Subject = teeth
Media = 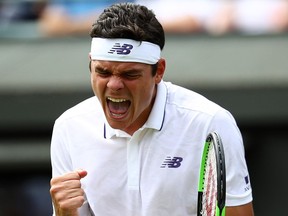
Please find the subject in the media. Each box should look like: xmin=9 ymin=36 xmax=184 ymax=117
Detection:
xmin=111 ymin=113 xmax=123 ymax=117
xmin=107 ymin=97 xmax=127 ymax=103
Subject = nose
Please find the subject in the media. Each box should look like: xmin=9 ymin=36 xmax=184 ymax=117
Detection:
xmin=107 ymin=75 xmax=124 ymax=91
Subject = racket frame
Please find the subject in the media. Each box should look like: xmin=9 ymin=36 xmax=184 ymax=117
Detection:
xmin=197 ymin=132 xmax=226 ymax=216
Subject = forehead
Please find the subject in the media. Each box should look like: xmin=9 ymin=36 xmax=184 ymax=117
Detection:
xmin=92 ymin=60 xmax=150 ymax=72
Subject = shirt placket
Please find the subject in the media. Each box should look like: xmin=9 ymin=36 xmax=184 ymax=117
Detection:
xmin=127 ymin=129 xmax=144 ymax=190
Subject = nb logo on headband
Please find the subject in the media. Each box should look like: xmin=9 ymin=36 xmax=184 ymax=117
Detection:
xmin=108 ymin=43 xmax=133 ymax=55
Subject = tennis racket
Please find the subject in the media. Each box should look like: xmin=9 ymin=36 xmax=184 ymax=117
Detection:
xmin=197 ymin=132 xmax=226 ymax=216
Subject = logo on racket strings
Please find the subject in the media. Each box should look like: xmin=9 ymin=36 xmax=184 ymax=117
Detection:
xmin=161 ymin=156 xmax=183 ymax=168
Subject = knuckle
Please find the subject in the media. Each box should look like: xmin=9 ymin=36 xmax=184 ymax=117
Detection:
xmin=50 ymin=184 xmax=60 ymax=195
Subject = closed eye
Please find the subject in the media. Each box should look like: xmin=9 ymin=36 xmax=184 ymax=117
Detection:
xmin=95 ymin=67 xmax=111 ymax=77
xmin=122 ymin=72 xmax=142 ymax=80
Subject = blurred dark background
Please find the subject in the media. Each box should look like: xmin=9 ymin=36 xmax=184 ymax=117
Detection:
xmin=1 ymin=0 xmax=288 ymax=215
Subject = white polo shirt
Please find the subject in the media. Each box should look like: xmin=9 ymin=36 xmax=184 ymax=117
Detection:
xmin=51 ymin=81 xmax=253 ymax=216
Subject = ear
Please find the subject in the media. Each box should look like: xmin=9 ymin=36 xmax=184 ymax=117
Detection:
xmin=155 ymin=58 xmax=166 ymax=84
xmin=88 ymin=53 xmax=92 ymax=72
xmin=89 ymin=61 xmax=92 ymax=72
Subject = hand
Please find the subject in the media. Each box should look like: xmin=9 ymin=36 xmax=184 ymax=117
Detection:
xmin=50 ymin=169 xmax=88 ymax=216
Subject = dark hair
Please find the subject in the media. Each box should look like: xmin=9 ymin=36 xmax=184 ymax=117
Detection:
xmin=90 ymin=2 xmax=165 ymax=50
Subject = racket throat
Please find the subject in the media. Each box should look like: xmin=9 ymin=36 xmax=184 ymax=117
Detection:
xmin=216 ymin=205 xmax=226 ymax=216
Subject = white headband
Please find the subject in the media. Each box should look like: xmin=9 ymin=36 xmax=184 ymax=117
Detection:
xmin=90 ymin=38 xmax=161 ymax=64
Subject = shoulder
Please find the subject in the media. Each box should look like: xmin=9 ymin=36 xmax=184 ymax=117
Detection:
xmin=54 ymin=96 xmax=102 ymax=125
xmin=164 ymin=81 xmax=225 ymax=117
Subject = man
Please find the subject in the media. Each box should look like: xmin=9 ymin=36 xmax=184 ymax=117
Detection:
xmin=39 ymin=0 xmax=133 ymax=37
xmin=50 ymin=3 xmax=254 ymax=216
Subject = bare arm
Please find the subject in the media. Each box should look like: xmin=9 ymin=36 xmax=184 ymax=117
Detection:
xmin=38 ymin=6 xmax=97 ymax=37
xmin=226 ymin=202 xmax=254 ymax=216
xmin=160 ymin=16 xmax=202 ymax=33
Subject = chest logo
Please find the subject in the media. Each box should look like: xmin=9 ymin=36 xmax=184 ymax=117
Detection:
xmin=161 ymin=156 xmax=183 ymax=168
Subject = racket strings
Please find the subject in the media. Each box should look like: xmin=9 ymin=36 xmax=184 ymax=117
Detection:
xmin=202 ymin=144 xmax=217 ymax=216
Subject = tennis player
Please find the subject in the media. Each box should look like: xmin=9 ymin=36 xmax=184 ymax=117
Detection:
xmin=50 ymin=2 xmax=254 ymax=216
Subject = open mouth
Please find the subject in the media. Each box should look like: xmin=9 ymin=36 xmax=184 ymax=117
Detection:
xmin=107 ymin=97 xmax=131 ymax=118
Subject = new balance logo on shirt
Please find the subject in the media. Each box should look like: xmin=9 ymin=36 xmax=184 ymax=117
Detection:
xmin=108 ymin=43 xmax=133 ymax=55
xmin=161 ymin=156 xmax=183 ymax=168
xmin=244 ymin=175 xmax=251 ymax=192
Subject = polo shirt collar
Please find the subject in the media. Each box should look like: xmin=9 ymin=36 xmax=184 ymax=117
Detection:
xmin=104 ymin=80 xmax=167 ymax=139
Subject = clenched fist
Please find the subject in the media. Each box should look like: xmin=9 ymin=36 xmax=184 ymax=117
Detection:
xmin=50 ymin=169 xmax=88 ymax=216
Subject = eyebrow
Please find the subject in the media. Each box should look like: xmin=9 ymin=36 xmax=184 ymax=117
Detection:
xmin=95 ymin=64 xmax=143 ymax=74
xmin=94 ymin=65 xmax=112 ymax=73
